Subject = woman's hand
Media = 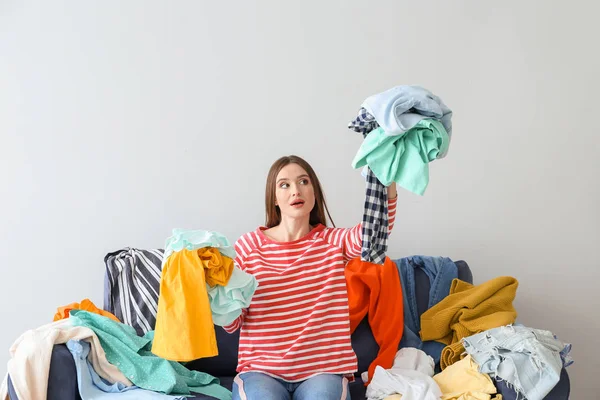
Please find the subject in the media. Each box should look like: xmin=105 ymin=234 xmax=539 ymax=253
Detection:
xmin=387 ymin=182 xmax=397 ymax=200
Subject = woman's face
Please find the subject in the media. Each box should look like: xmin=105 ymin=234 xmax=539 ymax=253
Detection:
xmin=274 ymin=163 xmax=316 ymax=221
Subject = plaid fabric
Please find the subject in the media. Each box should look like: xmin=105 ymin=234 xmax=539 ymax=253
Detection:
xmin=349 ymin=107 xmax=389 ymax=264
xmin=361 ymin=168 xmax=389 ymax=264
xmin=348 ymin=107 xmax=379 ymax=135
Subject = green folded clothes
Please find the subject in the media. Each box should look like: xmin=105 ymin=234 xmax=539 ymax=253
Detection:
xmin=352 ymin=119 xmax=449 ymax=196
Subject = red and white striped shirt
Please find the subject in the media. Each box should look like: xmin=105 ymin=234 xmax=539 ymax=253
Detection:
xmin=224 ymin=197 xmax=397 ymax=382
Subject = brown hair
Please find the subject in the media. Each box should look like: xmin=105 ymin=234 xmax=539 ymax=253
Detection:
xmin=265 ymin=155 xmax=335 ymax=228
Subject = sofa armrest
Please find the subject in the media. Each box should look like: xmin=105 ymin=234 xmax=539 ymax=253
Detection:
xmin=7 ymin=344 xmax=80 ymax=400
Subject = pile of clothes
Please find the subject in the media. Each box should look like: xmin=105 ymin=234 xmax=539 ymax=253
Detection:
xmin=354 ymin=256 xmax=573 ymax=400
xmin=348 ymin=85 xmax=452 ymax=265
xmin=0 ymin=229 xmax=258 ymax=400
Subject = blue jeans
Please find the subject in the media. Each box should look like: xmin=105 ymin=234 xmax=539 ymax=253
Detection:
xmin=463 ymin=324 xmax=568 ymax=400
xmin=232 ymin=372 xmax=350 ymax=400
xmin=395 ymin=256 xmax=457 ymax=364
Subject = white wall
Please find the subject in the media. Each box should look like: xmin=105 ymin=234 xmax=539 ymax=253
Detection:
xmin=1 ymin=0 xmax=598 ymax=396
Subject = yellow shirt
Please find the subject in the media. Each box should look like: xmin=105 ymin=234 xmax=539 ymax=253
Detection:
xmin=152 ymin=247 xmax=233 ymax=361
xmin=434 ymin=355 xmax=502 ymax=400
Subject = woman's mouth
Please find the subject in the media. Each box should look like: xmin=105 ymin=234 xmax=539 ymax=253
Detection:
xmin=290 ymin=200 xmax=305 ymax=208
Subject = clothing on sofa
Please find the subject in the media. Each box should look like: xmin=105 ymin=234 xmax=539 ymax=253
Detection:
xmin=395 ymin=256 xmax=458 ymax=364
xmin=433 ymin=355 xmax=501 ymax=400
xmin=207 ymin=265 xmax=258 ymax=326
xmin=104 ymin=247 xmax=164 ymax=336
xmin=420 ymin=276 xmax=518 ymax=370
xmin=345 ymin=257 xmax=404 ymax=384
xmin=463 ymin=325 xmax=568 ymax=400
xmin=0 ymin=318 xmax=132 ymax=400
xmin=360 ymin=168 xmax=390 ymax=264
xmin=69 ymin=310 xmax=231 ymax=399
xmin=366 ymin=366 xmax=441 ymax=400
xmin=54 ymin=298 xmax=120 ymax=323
xmin=361 ymin=85 xmax=453 ymax=146
xmin=222 ymin=218 xmax=399 ymax=383
xmin=152 ymin=247 xmax=233 ymax=361
xmin=352 ymin=122 xmax=449 ymax=195
xmin=66 ymin=340 xmax=186 ymax=399
xmin=365 ymin=348 xmax=441 ymax=400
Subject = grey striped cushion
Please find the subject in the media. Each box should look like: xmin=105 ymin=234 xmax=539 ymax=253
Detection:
xmin=103 ymin=247 xmax=164 ymax=335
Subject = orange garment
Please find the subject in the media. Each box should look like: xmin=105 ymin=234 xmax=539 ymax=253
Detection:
xmin=345 ymin=257 xmax=403 ymax=384
xmin=152 ymin=247 xmax=233 ymax=362
xmin=53 ymin=298 xmax=120 ymax=323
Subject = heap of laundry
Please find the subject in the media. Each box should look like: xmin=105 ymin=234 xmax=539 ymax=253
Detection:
xmin=0 ymin=229 xmax=259 ymax=400
xmin=356 ymin=256 xmax=573 ymax=400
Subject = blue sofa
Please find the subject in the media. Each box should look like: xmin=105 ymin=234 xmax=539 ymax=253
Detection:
xmin=7 ymin=260 xmax=570 ymax=399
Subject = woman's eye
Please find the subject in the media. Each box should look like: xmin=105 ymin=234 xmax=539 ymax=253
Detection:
xmin=300 ymin=179 xmax=309 ymax=185
xmin=280 ymin=183 xmax=289 ymax=189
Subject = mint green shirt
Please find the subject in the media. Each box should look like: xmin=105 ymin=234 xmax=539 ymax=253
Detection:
xmin=70 ymin=310 xmax=232 ymax=399
xmin=352 ymin=120 xmax=449 ymax=195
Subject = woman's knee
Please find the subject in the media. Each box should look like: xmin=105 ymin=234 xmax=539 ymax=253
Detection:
xmin=232 ymin=372 xmax=291 ymax=400
xmin=293 ymin=374 xmax=350 ymax=400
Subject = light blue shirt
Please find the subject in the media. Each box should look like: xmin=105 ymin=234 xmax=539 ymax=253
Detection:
xmin=463 ymin=325 xmax=568 ymax=400
xmin=163 ymin=229 xmax=236 ymax=262
xmin=66 ymin=340 xmax=185 ymax=399
xmin=207 ymin=266 xmax=258 ymax=326
xmin=362 ymin=85 xmax=452 ymax=157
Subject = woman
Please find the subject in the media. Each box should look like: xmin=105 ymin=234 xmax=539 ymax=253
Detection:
xmin=225 ymin=155 xmax=397 ymax=400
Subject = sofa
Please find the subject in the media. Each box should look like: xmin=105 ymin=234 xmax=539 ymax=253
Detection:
xmin=7 ymin=259 xmax=571 ymax=399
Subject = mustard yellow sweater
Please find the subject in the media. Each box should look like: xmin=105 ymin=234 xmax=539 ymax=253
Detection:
xmin=420 ymin=276 xmax=518 ymax=369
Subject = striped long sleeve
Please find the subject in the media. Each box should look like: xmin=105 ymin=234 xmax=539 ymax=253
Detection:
xmin=221 ymin=197 xmax=397 ymax=381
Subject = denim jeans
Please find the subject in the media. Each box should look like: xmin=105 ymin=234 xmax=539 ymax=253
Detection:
xmin=395 ymin=256 xmax=457 ymax=364
xmin=232 ymin=372 xmax=350 ymax=400
xmin=463 ymin=325 xmax=568 ymax=400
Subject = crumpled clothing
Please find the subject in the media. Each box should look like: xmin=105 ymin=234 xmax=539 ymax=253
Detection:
xmin=395 ymin=256 xmax=458 ymax=364
xmin=348 ymin=109 xmax=391 ymax=265
xmin=346 ymin=257 xmax=404 ymax=384
xmin=360 ymin=167 xmax=389 ymax=264
xmin=349 ymin=107 xmax=380 ymax=135
xmin=54 ymin=298 xmax=120 ymax=323
xmin=69 ymin=310 xmax=232 ymax=399
xmin=419 ymin=276 xmax=518 ymax=370
xmin=163 ymin=229 xmax=236 ymax=263
xmin=352 ymin=122 xmax=449 ymax=195
xmin=362 ymin=347 xmax=435 ymax=383
xmin=0 ymin=318 xmax=132 ymax=400
xmin=361 ymin=85 xmax=452 ymax=148
xmin=366 ymin=348 xmax=440 ymax=400
xmin=392 ymin=348 xmax=436 ymax=375
xmin=433 ymin=355 xmax=501 ymax=400
xmin=153 ymin=248 xmax=233 ymax=361
xmin=555 ymin=336 xmax=574 ymax=368
xmin=103 ymin=247 xmax=164 ymax=336
xmin=207 ymin=265 xmax=258 ymax=326
xmin=66 ymin=340 xmax=185 ymax=399
xmin=463 ymin=325 xmax=567 ymax=400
